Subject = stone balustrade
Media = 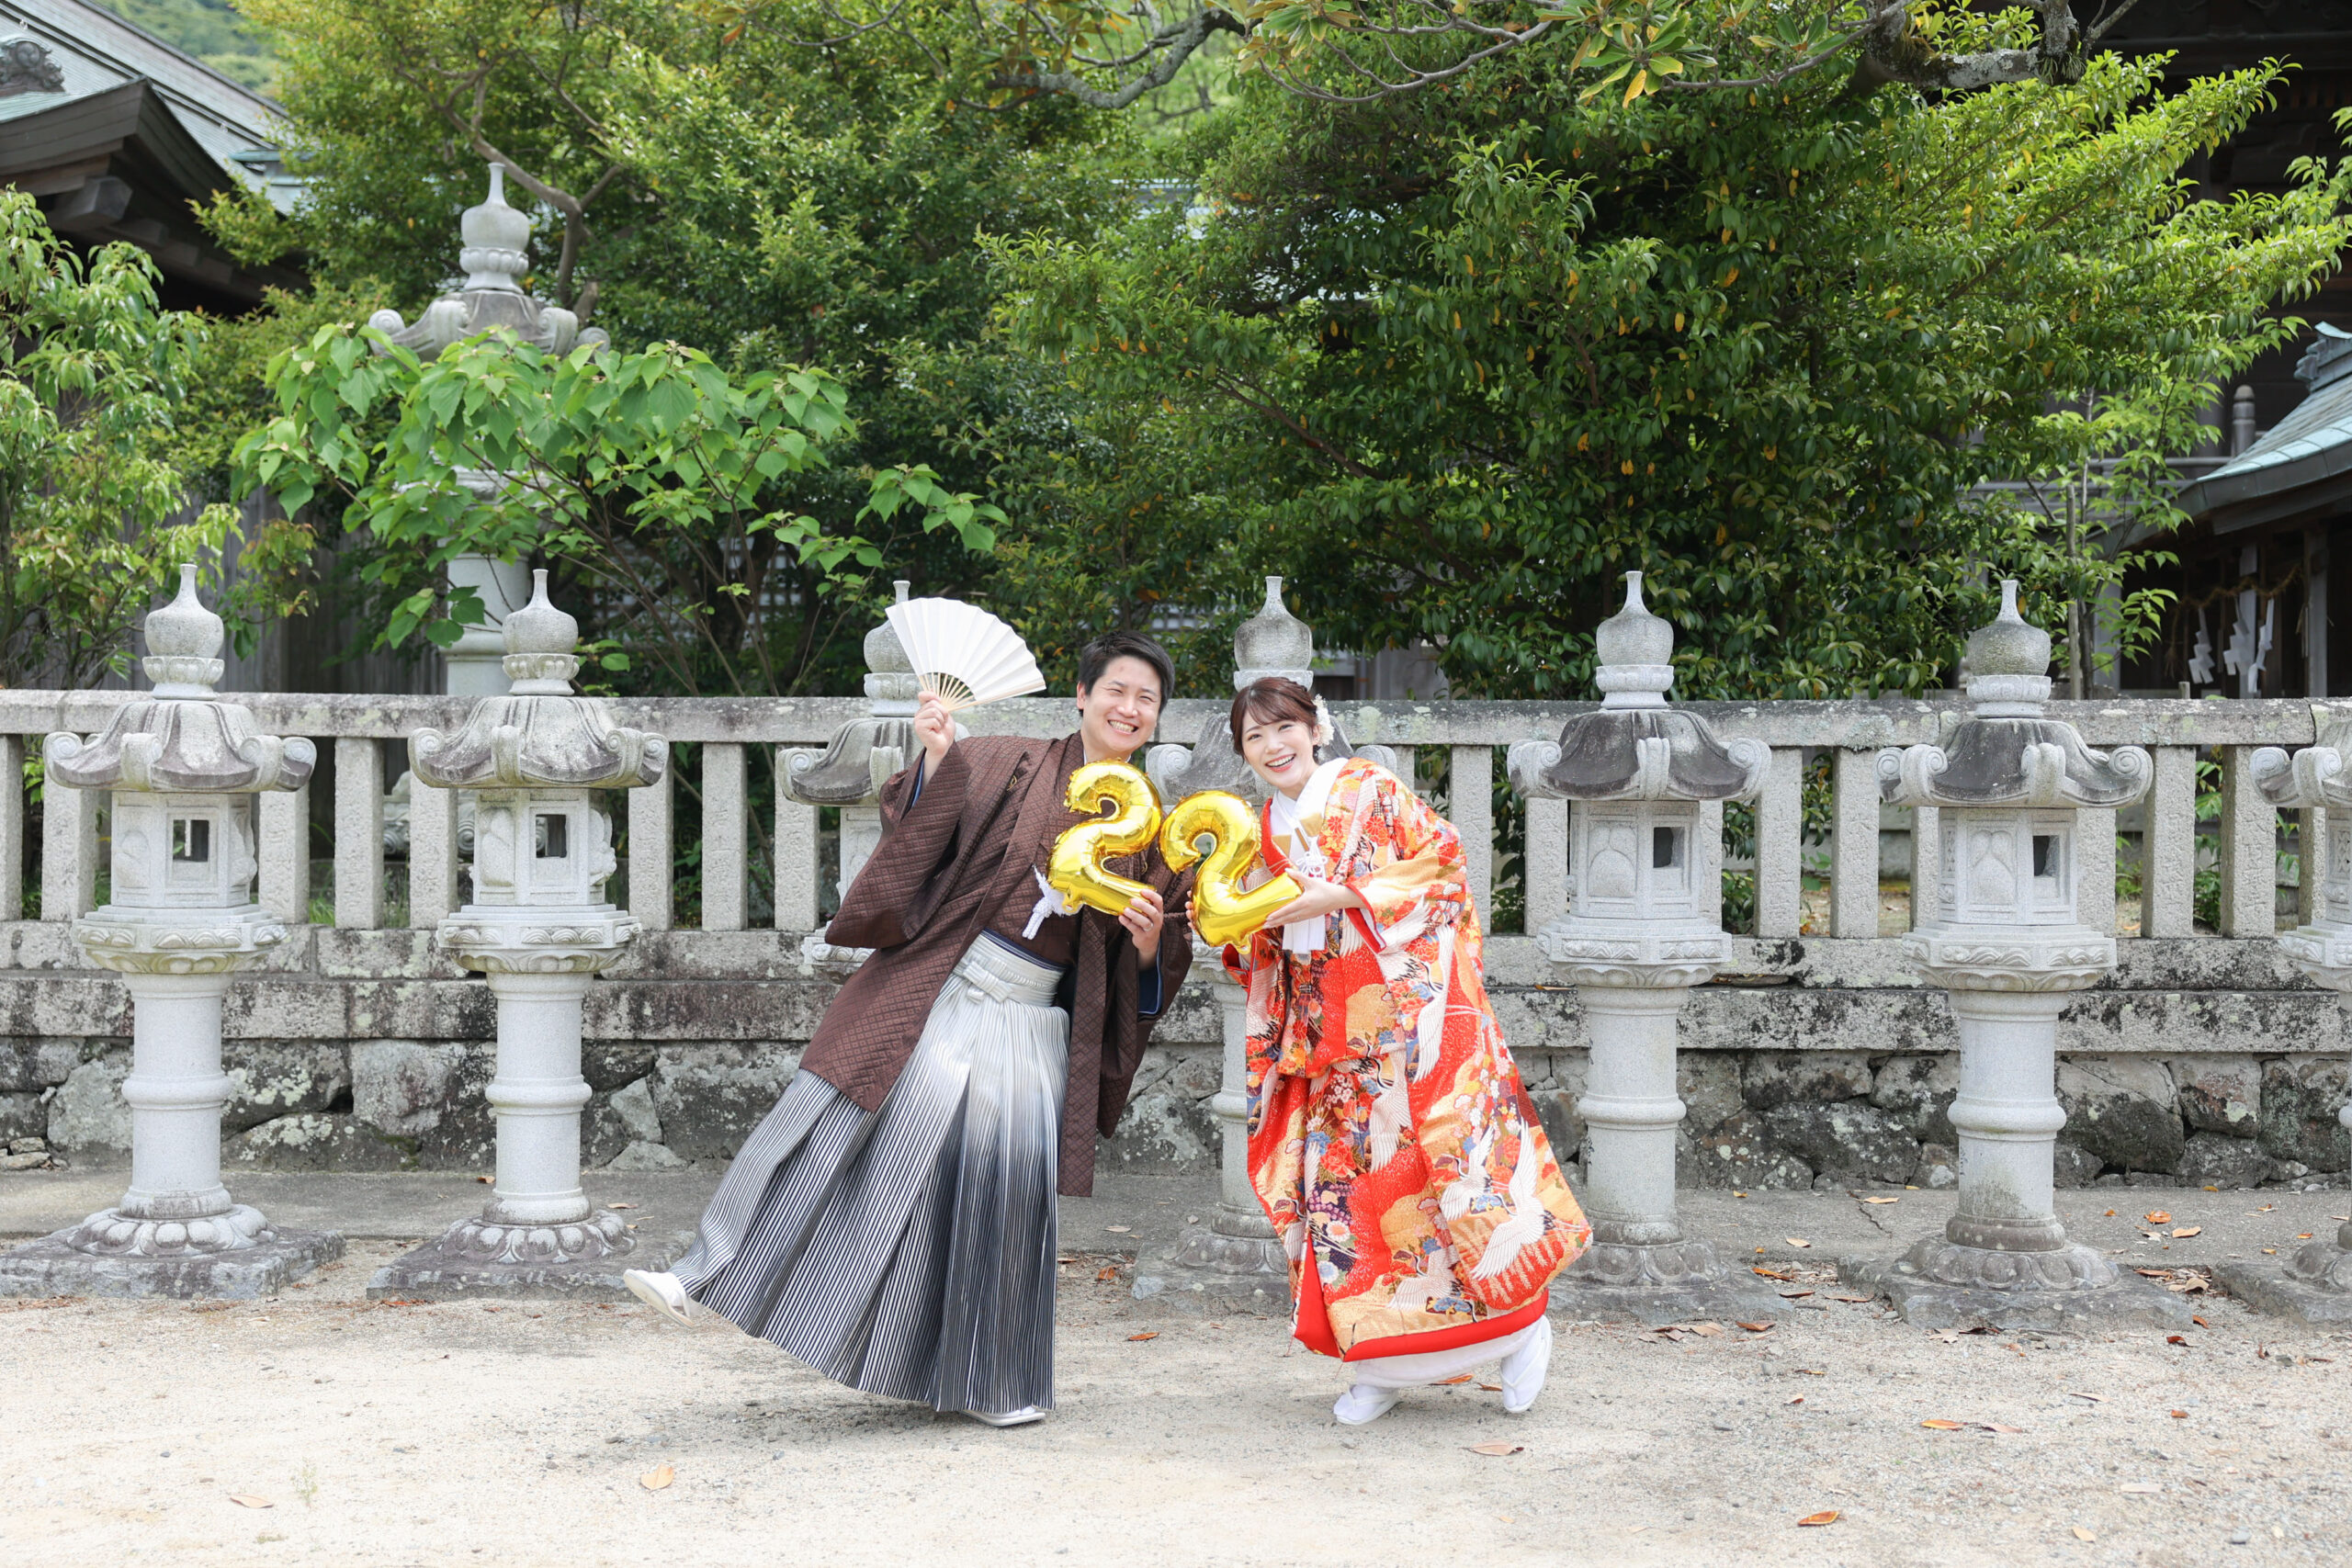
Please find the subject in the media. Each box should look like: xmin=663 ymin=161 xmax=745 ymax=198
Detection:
xmin=0 ymin=686 xmax=2344 ymax=1203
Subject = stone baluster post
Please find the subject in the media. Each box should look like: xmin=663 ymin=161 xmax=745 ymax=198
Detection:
xmin=1509 ymin=571 xmax=1779 ymax=1325
xmin=368 ymin=571 xmax=668 ymax=1300
xmin=2214 ymin=730 xmax=2352 ymax=1325
xmin=1131 ymin=577 xmax=1396 ymax=1313
xmin=0 ymin=567 xmax=340 ymax=1299
xmin=1849 ymin=581 xmax=2185 ymax=1329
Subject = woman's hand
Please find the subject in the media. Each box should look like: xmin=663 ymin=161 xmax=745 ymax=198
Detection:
xmin=1264 ymin=876 xmax=1365 ymax=929
xmin=1118 ymin=885 xmax=1168 ymax=958
xmin=912 ymin=692 xmax=955 ymax=769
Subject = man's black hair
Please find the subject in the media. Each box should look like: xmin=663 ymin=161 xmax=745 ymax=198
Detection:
xmin=1076 ymin=630 xmax=1175 ymax=705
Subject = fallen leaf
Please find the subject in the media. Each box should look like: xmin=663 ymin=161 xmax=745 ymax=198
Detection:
xmin=2165 ymin=1335 xmax=2188 ymax=1346
xmin=1496 ymin=1514 xmax=1513 ymax=1524
xmin=1786 ymin=1395 xmax=1805 ymax=1405
xmin=1095 ymin=1265 xmax=1118 ymax=1282
xmin=1860 ymin=1196 xmax=1899 ymax=1204
xmin=2171 ymin=1226 xmax=2201 ymax=1238
xmin=2169 ymin=1409 xmax=2188 ymax=1419
xmin=2103 ymin=1209 xmax=2117 ymax=1217
xmin=2297 ymin=1233 xmax=2315 ymax=1240
xmin=1477 ymin=1381 xmax=1502 ymax=1393
xmin=2263 ymin=1247 xmax=2278 ymax=1256
xmin=1795 ymin=1368 xmax=1826 ymax=1375
xmin=1920 ymin=1418 xmax=1965 ymax=1430
xmin=1056 ymin=1256 xmax=1076 ymax=1265
xmin=228 ymin=1495 xmax=273 ymax=1509
xmin=2118 ymin=1482 xmax=2160 ymax=1495
xmin=639 ymin=1465 xmax=673 ymax=1491
xmin=1105 ymin=1224 xmax=1132 ymax=1235
xmin=1627 ymin=1525 xmax=1647 ymax=1533
xmin=1468 ymin=1441 xmax=1524 ymax=1456
xmin=2254 ymin=1204 xmax=2276 ymax=1213
xmin=1685 ymin=1321 xmax=1724 ymax=1337
xmin=2133 ymin=1268 xmax=2172 ymax=1279
xmin=475 ymin=1175 xmax=492 ymax=1184
xmin=1796 ymin=1510 xmax=1839 ymax=1527
xmin=608 ymin=1203 xmax=638 ymax=1210
xmin=1731 ymin=1190 xmax=1748 ymax=1199
xmin=2068 ymin=1392 xmax=2105 ymax=1403
xmin=2257 ymin=1343 xmax=2272 ymax=1359
xmin=1785 ymin=1237 xmax=1813 ymax=1248
xmin=2073 ymin=1527 xmax=2097 ymax=1542
xmin=1752 ymin=1266 xmax=1795 ymax=1280
xmin=1978 ymin=1423 xmax=2027 ymax=1434
xmin=1126 ymin=1331 xmax=1159 ymax=1342
xmin=1780 ymin=1290 xmax=1815 ymax=1300
xmin=2192 ymin=1315 xmax=2209 ymax=1327
xmin=2144 ymin=1211 xmax=2172 ymax=1224
xmin=1828 ymin=1293 xmax=1875 ymax=1303
xmin=1736 ymin=1322 xmax=1773 ymax=1333
xmin=1437 ymin=1374 xmax=1476 ymax=1385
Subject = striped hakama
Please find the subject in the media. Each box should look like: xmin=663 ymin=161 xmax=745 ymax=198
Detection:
xmin=671 ymin=934 xmax=1069 ymax=1417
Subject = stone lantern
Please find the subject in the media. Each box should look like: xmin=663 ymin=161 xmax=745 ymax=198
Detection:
xmin=2216 ymin=723 xmax=2352 ymax=1325
xmin=368 ymin=571 xmax=668 ymax=1299
xmin=368 ymin=164 xmax=607 ymax=697
xmin=0 ymin=568 xmax=338 ymax=1299
xmin=1509 ymin=571 xmax=1776 ymax=1323
xmin=1133 ymin=577 xmax=1396 ymax=1313
xmin=784 ymin=581 xmax=926 ymax=980
xmin=1849 ymin=581 xmax=2184 ymax=1328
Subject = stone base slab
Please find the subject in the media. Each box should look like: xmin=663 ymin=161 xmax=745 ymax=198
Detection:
xmin=1544 ymin=1272 xmax=1787 ymax=1327
xmin=0 ymin=1226 xmax=343 ymax=1300
xmin=1130 ymin=1224 xmax=1290 ymax=1317
xmin=1838 ymin=1252 xmax=2193 ymax=1331
xmin=368 ymin=1224 xmax=687 ymax=1302
xmin=2212 ymin=1258 xmax=2352 ymax=1329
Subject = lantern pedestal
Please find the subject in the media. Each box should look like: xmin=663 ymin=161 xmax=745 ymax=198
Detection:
xmin=2214 ymin=1213 xmax=2352 ymax=1329
xmin=0 ymin=968 xmax=342 ymax=1300
xmin=1542 ymin=951 xmax=1780 ymax=1326
xmin=367 ymin=916 xmax=679 ymax=1302
xmin=1841 ymin=981 xmax=2188 ymax=1330
xmin=1133 ymin=953 xmax=1289 ymax=1315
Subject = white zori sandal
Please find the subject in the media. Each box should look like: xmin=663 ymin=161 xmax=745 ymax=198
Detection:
xmin=965 ymin=1407 xmax=1046 ymax=1428
xmin=1332 ymin=1384 xmax=1403 ymax=1426
xmin=622 ymin=1269 xmax=694 ymax=1327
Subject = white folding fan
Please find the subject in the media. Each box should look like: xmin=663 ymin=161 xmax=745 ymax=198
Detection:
xmin=886 ymin=596 xmax=1046 ymax=713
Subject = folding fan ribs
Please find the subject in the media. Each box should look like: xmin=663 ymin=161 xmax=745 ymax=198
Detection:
xmin=884 ymin=597 xmax=1046 ymax=713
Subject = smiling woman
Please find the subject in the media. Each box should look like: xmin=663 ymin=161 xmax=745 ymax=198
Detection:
xmin=1220 ymin=675 xmax=1589 ymax=1426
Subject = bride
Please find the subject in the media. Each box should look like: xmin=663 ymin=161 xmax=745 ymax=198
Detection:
xmin=1221 ymin=676 xmax=1589 ymax=1425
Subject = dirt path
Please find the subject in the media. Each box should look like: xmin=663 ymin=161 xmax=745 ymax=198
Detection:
xmin=3 ymin=1244 xmax=2346 ymax=1568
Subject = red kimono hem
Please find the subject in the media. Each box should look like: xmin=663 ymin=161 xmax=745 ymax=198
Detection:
xmin=1293 ymin=1259 xmax=1551 ymax=1362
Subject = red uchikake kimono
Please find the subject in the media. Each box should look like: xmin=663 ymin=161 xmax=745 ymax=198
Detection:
xmin=1223 ymin=758 xmax=1589 ymax=1364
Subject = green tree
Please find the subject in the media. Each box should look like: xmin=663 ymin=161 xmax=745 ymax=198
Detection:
xmin=0 ymin=191 xmax=240 ymax=688
xmin=198 ymin=0 xmax=1148 ymax=692
xmin=995 ymin=36 xmax=2351 ymax=698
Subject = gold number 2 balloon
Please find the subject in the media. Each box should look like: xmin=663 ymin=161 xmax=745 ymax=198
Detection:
xmin=1048 ymin=761 xmax=1163 ymax=917
xmin=1159 ymin=791 xmax=1304 ymax=949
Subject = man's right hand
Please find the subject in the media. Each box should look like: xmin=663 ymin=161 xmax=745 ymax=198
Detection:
xmin=913 ymin=692 xmax=955 ymax=769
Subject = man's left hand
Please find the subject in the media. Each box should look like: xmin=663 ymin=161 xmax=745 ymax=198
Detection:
xmin=1117 ymin=886 xmax=1168 ymax=958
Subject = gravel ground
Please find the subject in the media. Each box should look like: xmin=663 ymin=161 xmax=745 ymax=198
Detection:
xmin=3 ymin=1243 xmax=2347 ymax=1568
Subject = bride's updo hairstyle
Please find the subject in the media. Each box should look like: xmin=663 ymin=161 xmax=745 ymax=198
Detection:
xmin=1229 ymin=676 xmax=1319 ymax=754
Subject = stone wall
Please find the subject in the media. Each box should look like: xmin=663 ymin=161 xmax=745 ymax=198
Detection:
xmin=1 ymin=923 xmax=2346 ymax=1190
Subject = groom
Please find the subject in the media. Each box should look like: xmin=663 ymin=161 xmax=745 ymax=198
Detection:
xmin=629 ymin=629 xmax=1193 ymax=1427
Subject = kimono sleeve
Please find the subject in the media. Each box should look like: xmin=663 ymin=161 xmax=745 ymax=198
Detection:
xmin=1340 ymin=770 xmax=1468 ymax=950
xmin=822 ymin=744 xmax=971 ymax=951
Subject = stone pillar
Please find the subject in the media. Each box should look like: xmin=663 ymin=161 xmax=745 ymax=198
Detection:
xmin=1847 ymin=581 xmax=2184 ymax=1330
xmin=0 ymin=567 xmax=339 ymax=1299
xmin=1509 ymin=571 xmax=1778 ymax=1325
xmin=367 ymin=571 xmax=668 ymax=1300
xmin=2215 ymin=732 xmax=2352 ymax=1325
xmin=1130 ymin=577 xmax=1395 ymax=1312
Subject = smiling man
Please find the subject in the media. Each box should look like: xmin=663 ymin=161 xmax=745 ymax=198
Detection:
xmin=627 ymin=630 xmax=1193 ymax=1427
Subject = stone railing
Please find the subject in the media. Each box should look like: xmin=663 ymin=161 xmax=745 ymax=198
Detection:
xmin=1 ymin=689 xmax=2344 ymax=1196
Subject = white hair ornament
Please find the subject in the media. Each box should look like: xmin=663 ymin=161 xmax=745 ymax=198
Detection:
xmin=1311 ymin=694 xmax=1335 ymax=749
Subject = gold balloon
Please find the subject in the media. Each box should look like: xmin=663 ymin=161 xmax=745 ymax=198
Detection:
xmin=1159 ymin=790 xmax=1305 ymax=949
xmin=1048 ymin=761 xmax=1163 ymax=918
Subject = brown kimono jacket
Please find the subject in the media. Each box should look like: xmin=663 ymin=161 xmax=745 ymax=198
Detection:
xmin=796 ymin=731 xmax=1193 ymax=1197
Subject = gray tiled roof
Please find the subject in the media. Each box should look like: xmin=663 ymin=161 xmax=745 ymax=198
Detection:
xmin=2177 ymin=324 xmax=2352 ymax=521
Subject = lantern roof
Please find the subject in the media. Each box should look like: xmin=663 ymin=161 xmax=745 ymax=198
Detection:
xmin=408 ymin=572 xmax=667 ymax=791
xmin=43 ymin=566 xmax=314 ymax=794
xmin=367 ymin=164 xmax=610 ymax=361
xmin=1510 ymin=573 xmax=1766 ymax=804
xmin=1879 ymin=581 xmax=2149 ymax=809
